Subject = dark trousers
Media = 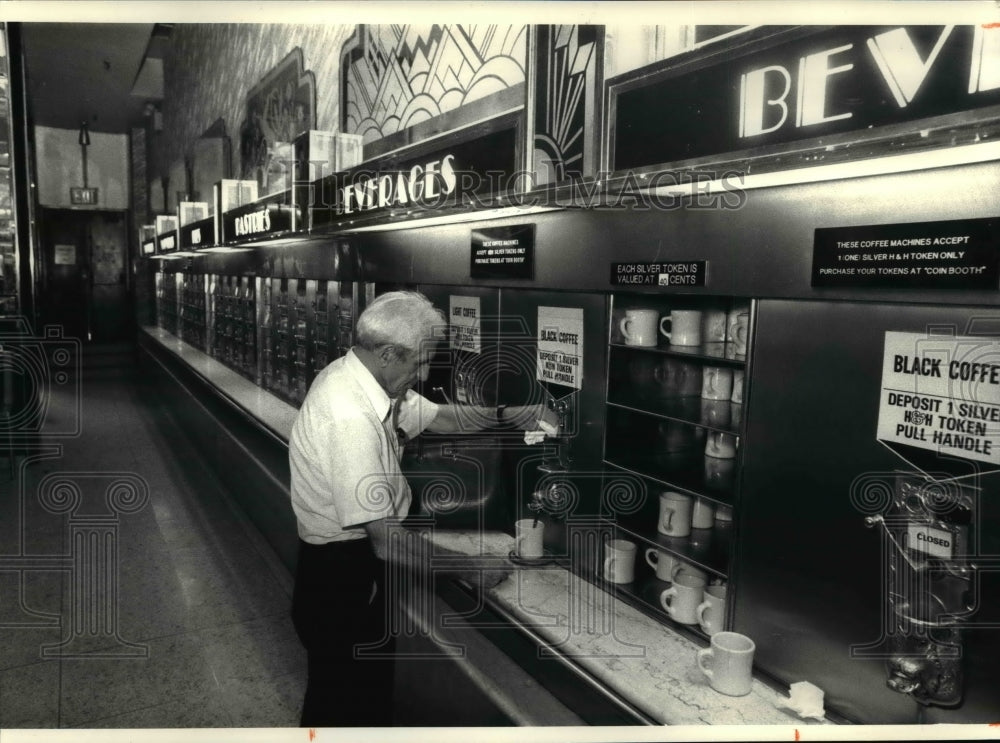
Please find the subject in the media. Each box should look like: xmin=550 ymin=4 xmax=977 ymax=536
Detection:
xmin=292 ymin=538 xmax=397 ymax=727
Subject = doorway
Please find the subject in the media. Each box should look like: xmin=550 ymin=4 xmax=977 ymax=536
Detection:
xmin=38 ymin=208 xmax=130 ymax=342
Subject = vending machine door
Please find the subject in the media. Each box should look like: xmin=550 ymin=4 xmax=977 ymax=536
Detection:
xmin=734 ymin=299 xmax=1000 ymax=724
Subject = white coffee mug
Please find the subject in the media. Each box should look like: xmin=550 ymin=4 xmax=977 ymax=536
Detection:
xmin=697 ymin=631 xmax=756 ymax=696
xmin=645 ymin=548 xmax=680 ymax=582
xmin=692 ymin=498 xmax=716 ymax=529
xmin=705 ymin=431 xmax=738 ymax=460
xmin=704 ymin=455 xmax=736 ymax=491
xmin=603 ymin=539 xmax=637 ymax=584
xmin=701 ymin=367 xmax=734 ymax=401
xmin=715 ymin=504 xmax=734 ymax=525
xmin=514 ymin=519 xmax=545 ymax=559
xmin=661 ymin=310 xmax=703 ymax=347
xmin=728 ymin=312 xmax=749 ymax=356
xmin=700 ymin=398 xmax=731 ymax=428
xmin=731 ymin=369 xmax=745 ymax=404
xmin=697 ymin=584 xmax=728 ymax=636
xmin=674 ymin=561 xmax=708 ymax=585
xmin=702 ymin=309 xmax=727 ymax=343
xmin=620 ymin=309 xmax=660 ymax=347
xmin=725 ymin=305 xmax=750 ymax=343
xmin=658 ymin=491 xmax=693 ymax=537
xmin=660 ymin=572 xmax=707 ymax=624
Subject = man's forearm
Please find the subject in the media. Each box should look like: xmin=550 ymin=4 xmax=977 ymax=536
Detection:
xmin=426 ymin=402 xmax=550 ymax=433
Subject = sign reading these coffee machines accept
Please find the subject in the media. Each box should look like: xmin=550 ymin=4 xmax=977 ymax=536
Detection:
xmin=877 ymin=331 xmax=1000 ymax=467
xmin=470 ymin=225 xmax=534 ymax=280
xmin=813 ymin=218 xmax=1000 ymax=289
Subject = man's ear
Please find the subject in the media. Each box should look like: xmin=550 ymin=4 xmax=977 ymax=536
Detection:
xmin=375 ymin=344 xmax=398 ymax=366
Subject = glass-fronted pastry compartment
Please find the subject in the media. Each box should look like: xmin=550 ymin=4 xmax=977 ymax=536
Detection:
xmin=155 ymin=271 xmax=180 ymax=336
xmin=179 ymin=273 xmax=207 ymax=351
xmin=209 ymin=274 xmax=257 ymax=382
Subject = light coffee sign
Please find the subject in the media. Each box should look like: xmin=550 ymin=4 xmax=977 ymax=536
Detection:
xmin=877 ymin=331 xmax=1000 ymax=466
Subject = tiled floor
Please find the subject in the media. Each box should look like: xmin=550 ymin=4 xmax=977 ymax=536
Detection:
xmin=0 ymin=342 xmax=306 ymax=728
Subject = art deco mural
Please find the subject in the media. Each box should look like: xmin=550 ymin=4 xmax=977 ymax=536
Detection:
xmin=533 ymin=25 xmax=600 ymax=184
xmin=341 ymin=25 xmax=528 ymax=144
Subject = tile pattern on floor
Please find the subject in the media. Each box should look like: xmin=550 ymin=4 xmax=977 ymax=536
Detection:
xmin=0 ymin=343 xmax=306 ymax=728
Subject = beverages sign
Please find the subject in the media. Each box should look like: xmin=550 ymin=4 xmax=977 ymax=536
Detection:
xmin=613 ymin=25 xmax=1000 ymax=169
xmin=311 ymin=123 xmax=518 ymax=228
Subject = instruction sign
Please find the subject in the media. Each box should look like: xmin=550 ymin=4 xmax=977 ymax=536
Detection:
xmin=470 ymin=224 xmax=534 ymax=279
xmin=610 ymin=261 xmax=707 ymax=287
xmin=812 ymin=218 xmax=999 ymax=289
xmin=449 ymin=295 xmax=481 ymax=353
xmin=877 ymin=331 xmax=1000 ymax=466
xmin=537 ymin=306 xmax=583 ymax=390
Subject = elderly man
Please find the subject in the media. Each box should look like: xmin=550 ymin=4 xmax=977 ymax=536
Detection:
xmin=289 ymin=290 xmax=553 ymax=727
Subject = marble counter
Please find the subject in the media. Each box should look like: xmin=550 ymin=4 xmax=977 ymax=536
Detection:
xmin=429 ymin=529 xmax=830 ymax=727
xmin=140 ymin=326 xmax=297 ymax=442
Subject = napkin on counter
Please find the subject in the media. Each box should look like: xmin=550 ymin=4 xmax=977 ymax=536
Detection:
xmin=524 ymin=418 xmax=559 ymax=445
xmin=780 ymin=681 xmax=826 ymax=720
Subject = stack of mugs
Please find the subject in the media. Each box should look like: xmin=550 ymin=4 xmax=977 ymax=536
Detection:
xmin=601 ymin=491 xmax=731 ymax=636
xmin=618 ymin=304 xmax=749 ymax=357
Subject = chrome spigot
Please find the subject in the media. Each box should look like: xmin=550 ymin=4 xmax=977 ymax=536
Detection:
xmin=538 ymin=394 xmax=575 ymax=473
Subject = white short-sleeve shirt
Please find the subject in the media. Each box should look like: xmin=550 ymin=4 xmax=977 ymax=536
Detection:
xmin=288 ymin=349 xmax=439 ymax=544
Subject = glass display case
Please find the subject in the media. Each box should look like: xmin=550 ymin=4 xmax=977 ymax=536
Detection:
xmin=598 ymin=293 xmax=754 ymax=640
xmin=209 ymin=273 xmax=257 ymax=382
xmin=179 ymin=273 xmax=207 ymax=351
xmin=155 ymin=271 xmax=179 ymax=336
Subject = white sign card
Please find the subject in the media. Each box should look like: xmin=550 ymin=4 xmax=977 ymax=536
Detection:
xmin=537 ymin=306 xmax=583 ymax=390
xmin=905 ymin=524 xmax=954 ymax=560
xmin=54 ymin=244 xmax=76 ymax=265
xmin=449 ymin=295 xmax=481 ymax=353
xmin=877 ymin=331 xmax=1000 ymax=466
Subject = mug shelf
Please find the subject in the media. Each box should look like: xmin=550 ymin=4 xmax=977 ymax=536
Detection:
xmin=609 ymin=341 xmax=745 ymax=366
xmin=603 ymin=406 xmax=741 ymax=501
xmin=606 ymin=396 xmax=743 ymax=437
xmin=609 ymin=513 xmax=731 ymax=579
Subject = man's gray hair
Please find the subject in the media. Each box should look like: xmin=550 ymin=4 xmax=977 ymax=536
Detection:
xmin=356 ymin=291 xmax=446 ymax=355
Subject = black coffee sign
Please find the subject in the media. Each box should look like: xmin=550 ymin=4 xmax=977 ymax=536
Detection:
xmin=613 ymin=26 xmax=1000 ymax=169
xmin=611 ymin=261 xmax=707 ymax=287
xmin=470 ymin=224 xmax=534 ymax=280
xmin=812 ymin=218 xmax=1000 ymax=289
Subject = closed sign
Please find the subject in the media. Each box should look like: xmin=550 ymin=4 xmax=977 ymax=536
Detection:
xmin=906 ymin=524 xmax=953 ymax=559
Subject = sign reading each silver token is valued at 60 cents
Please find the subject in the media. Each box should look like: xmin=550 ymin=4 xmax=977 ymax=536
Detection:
xmin=877 ymin=331 xmax=1000 ymax=466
